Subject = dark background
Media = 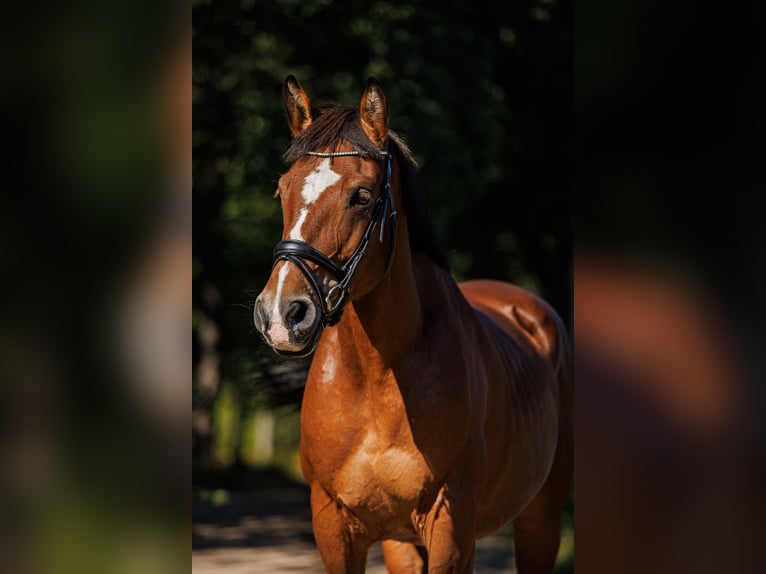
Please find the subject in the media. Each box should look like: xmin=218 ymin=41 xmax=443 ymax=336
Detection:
xmin=190 ymin=0 xmax=766 ymax=571
xmin=192 ymin=2 xmax=573 ymax=570
xmin=192 ymin=0 xmax=572 ymax=466
xmin=0 ymin=0 xmax=763 ymax=572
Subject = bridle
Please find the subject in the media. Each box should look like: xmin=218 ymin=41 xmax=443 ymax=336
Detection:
xmin=272 ymin=148 xmax=397 ymax=327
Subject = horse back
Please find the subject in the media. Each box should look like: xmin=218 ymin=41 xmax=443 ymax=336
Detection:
xmin=459 ymin=279 xmax=573 ymax=531
xmin=458 ymin=279 xmax=569 ymax=378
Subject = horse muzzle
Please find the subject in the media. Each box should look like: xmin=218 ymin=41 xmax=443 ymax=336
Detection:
xmin=253 ymin=293 xmax=324 ymax=358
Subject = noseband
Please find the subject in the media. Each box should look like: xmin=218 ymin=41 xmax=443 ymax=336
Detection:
xmin=272 ymin=148 xmax=397 ymax=327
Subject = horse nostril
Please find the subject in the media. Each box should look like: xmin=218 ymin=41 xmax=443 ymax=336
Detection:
xmin=284 ymin=299 xmax=309 ymax=328
xmin=254 ymin=299 xmax=269 ymax=333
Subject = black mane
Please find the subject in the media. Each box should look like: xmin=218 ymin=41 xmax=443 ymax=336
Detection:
xmin=284 ymin=105 xmax=449 ymax=270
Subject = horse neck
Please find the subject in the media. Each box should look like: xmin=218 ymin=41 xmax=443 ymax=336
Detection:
xmin=331 ymin=231 xmax=422 ymax=376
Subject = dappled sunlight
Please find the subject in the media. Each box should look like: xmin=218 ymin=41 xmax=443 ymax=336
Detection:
xmin=0 ymin=4 xmax=190 ymax=574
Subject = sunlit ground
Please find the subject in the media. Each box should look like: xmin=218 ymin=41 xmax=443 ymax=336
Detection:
xmin=193 ymin=465 xmax=574 ymax=573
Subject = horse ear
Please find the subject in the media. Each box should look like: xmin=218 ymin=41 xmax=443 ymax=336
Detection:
xmin=283 ymin=75 xmax=313 ymax=136
xmin=359 ymin=77 xmax=389 ymax=148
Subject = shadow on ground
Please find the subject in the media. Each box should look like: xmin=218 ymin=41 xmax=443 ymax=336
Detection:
xmin=193 ymin=467 xmax=571 ymax=573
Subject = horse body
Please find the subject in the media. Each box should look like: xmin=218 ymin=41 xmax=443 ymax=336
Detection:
xmin=254 ymin=76 xmax=572 ymax=573
xmin=300 ymin=247 xmax=568 ymax=563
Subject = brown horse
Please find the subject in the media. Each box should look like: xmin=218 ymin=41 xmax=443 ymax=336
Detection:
xmin=253 ymin=76 xmax=572 ymax=573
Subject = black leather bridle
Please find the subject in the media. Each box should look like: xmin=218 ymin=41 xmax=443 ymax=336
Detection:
xmin=272 ymin=148 xmax=397 ymax=327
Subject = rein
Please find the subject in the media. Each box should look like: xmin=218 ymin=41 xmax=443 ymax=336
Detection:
xmin=272 ymin=148 xmax=397 ymax=327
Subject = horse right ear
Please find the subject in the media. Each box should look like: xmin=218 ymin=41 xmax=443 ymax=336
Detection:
xmin=283 ymin=75 xmax=313 ymax=136
xmin=359 ymin=77 xmax=389 ymax=148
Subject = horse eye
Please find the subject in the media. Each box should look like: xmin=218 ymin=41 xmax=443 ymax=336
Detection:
xmin=350 ymin=188 xmax=372 ymax=207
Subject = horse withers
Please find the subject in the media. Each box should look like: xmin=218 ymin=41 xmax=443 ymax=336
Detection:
xmin=253 ymin=76 xmax=572 ymax=573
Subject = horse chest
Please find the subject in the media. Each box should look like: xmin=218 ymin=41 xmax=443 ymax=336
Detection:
xmin=302 ymin=352 xmax=459 ymax=526
xmin=319 ymin=431 xmax=434 ymax=519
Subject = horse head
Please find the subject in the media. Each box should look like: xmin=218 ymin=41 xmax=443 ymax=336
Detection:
xmin=254 ymin=76 xmax=399 ymax=357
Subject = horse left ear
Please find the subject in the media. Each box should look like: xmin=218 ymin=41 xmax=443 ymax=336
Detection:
xmin=359 ymin=77 xmax=389 ymax=148
xmin=284 ymin=75 xmax=313 ymax=136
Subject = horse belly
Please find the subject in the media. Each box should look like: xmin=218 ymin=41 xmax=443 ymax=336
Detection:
xmin=478 ymin=376 xmax=561 ymax=536
xmin=477 ymin=434 xmax=558 ymax=537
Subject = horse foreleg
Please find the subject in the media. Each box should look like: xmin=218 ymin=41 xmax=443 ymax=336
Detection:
xmin=421 ymin=485 xmax=477 ymax=573
xmin=382 ymin=540 xmax=428 ymax=573
xmin=309 ymin=485 xmax=371 ymax=574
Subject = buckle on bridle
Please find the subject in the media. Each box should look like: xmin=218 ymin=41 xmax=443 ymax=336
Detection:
xmin=325 ymin=284 xmax=348 ymax=315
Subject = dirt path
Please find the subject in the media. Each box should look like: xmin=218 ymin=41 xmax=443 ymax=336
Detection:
xmin=192 ymin=486 xmax=517 ymax=573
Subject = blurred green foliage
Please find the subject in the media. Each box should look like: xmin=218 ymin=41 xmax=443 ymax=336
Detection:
xmin=193 ymin=0 xmax=571 ymax=474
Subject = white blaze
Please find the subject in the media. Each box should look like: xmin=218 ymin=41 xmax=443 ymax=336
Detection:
xmin=268 ymin=158 xmax=341 ymax=344
xmin=268 ymin=263 xmax=290 ymax=343
xmin=287 ymin=157 xmax=340 ymax=242
xmin=301 ymin=158 xmax=341 ymax=204
xmin=289 ymin=208 xmax=308 ymax=240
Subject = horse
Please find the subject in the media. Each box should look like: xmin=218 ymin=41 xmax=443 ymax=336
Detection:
xmin=253 ymin=76 xmax=572 ymax=573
